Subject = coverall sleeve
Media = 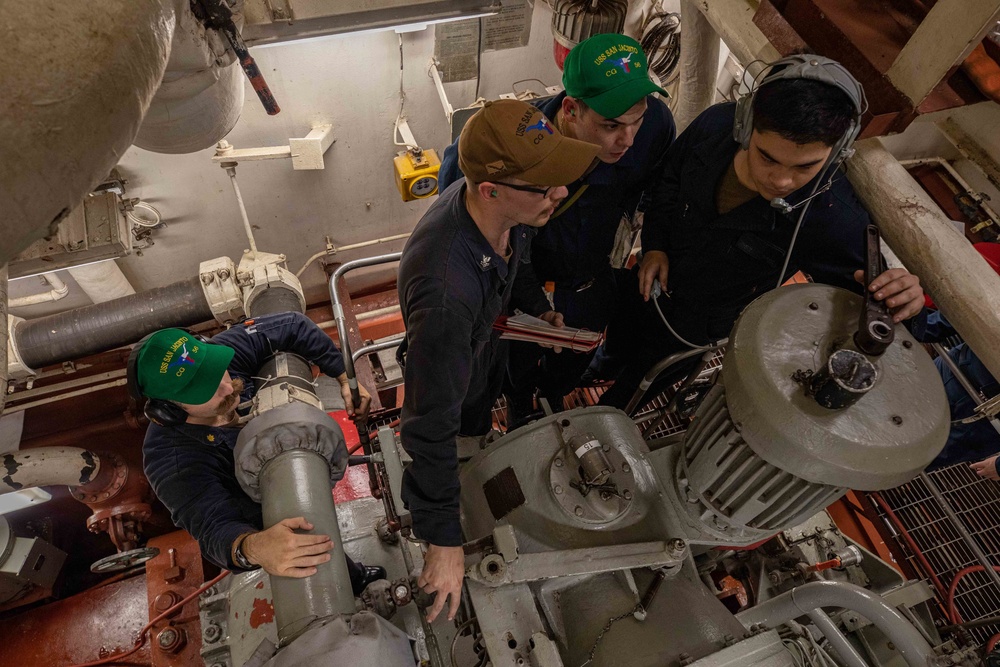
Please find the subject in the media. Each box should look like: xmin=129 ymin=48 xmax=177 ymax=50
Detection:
xmin=398 ymin=302 xmax=476 ymax=546
xmin=640 ymin=122 xmax=687 ymax=255
xmin=143 ymin=445 xmax=259 ymax=572
xmin=213 ymin=311 xmax=347 ymax=380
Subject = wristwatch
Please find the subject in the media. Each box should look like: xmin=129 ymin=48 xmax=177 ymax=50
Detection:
xmin=233 ymin=533 xmax=259 ymax=570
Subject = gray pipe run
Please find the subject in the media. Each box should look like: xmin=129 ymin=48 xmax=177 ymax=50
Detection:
xmin=0 ymin=447 xmax=101 ymax=494
xmin=261 ymin=449 xmax=356 ymax=643
xmin=14 ymin=276 xmax=212 ymax=370
xmin=736 ymin=580 xmax=934 ymax=667
xmin=328 ymin=253 xmax=403 ymax=394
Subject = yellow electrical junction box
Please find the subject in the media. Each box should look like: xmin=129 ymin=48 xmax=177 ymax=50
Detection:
xmin=394 ymin=148 xmax=441 ymax=202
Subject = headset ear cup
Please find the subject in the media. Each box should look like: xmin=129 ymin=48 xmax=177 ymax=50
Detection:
xmin=733 ymin=93 xmax=754 ymax=150
xmin=144 ymin=399 xmax=188 ymax=427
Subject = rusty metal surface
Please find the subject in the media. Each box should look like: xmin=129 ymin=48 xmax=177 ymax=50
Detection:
xmin=0 ymin=572 xmax=152 ymax=666
xmin=144 ymin=531 xmax=206 ymax=667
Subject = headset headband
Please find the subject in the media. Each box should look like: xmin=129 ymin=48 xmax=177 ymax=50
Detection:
xmin=733 ymin=54 xmax=867 ymax=151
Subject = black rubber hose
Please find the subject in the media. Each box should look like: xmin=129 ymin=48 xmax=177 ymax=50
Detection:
xmin=15 ymin=276 xmax=213 ymax=369
xmin=246 ymin=286 xmax=303 ymax=317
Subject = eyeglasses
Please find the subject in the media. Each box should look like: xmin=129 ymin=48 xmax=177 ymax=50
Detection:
xmin=492 ymin=181 xmax=552 ymax=197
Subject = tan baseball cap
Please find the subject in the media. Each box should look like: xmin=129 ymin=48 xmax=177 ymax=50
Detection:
xmin=458 ymin=100 xmax=599 ymax=186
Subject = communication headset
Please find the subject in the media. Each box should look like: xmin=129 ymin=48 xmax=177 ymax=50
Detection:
xmin=733 ymin=54 xmax=866 ymax=182
xmin=650 ymin=55 xmax=869 ymax=352
xmin=126 ymin=329 xmax=212 ymax=427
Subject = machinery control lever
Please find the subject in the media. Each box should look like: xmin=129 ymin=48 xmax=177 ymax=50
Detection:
xmin=855 ymin=225 xmax=895 ymax=355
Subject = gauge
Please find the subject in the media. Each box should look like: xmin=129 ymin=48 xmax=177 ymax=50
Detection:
xmin=410 ymin=175 xmax=438 ymax=198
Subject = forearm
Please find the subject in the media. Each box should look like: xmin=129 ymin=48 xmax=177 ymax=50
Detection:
xmin=216 ymin=312 xmax=346 ymax=379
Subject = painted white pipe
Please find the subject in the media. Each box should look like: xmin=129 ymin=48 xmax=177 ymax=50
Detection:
xmin=295 ymin=233 xmax=413 ymax=278
xmin=675 ymin=0 xmax=721 ymax=132
xmin=848 ymin=139 xmax=1000 ymax=382
xmin=0 ymin=447 xmax=103 ymax=494
xmin=0 ymin=0 xmax=184 ymax=264
xmin=68 ymin=262 xmax=136 ymax=304
xmin=133 ymin=5 xmax=244 ymax=154
xmin=8 ymin=274 xmax=70 ymax=309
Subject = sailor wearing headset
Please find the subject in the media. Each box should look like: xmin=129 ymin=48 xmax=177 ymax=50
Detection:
xmin=597 ymin=55 xmax=927 ymax=409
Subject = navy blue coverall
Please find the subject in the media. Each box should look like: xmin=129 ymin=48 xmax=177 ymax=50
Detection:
xmin=599 ymin=102 xmax=871 ymax=408
xmin=911 ymin=311 xmax=1000 ymax=471
xmin=438 ymin=92 xmax=675 ymax=415
xmin=142 ymin=312 xmax=370 ymax=590
xmin=397 ymin=181 xmax=546 ymax=547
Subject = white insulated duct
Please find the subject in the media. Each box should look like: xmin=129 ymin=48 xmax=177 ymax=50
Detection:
xmin=68 ymin=262 xmax=136 ymax=304
xmin=675 ymin=0 xmax=720 ymax=132
xmin=133 ymin=5 xmax=245 ymax=154
xmin=0 ymin=0 xmax=181 ymax=265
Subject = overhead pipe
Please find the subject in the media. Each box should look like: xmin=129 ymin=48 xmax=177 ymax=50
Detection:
xmin=0 ymin=0 xmax=183 ymax=264
xmin=736 ymin=580 xmax=934 ymax=667
xmin=133 ymin=3 xmax=244 ymax=154
xmin=8 ymin=273 xmax=70 ymax=309
xmin=13 ymin=276 xmax=213 ymax=371
xmin=674 ymin=0 xmax=721 ymax=131
xmin=68 ymin=262 xmax=136 ymax=304
xmin=0 ymin=447 xmax=103 ymax=494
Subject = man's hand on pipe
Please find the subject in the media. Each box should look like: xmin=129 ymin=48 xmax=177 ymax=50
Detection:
xmin=638 ymin=250 xmax=669 ymax=302
xmin=242 ymin=517 xmax=333 ymax=578
xmin=971 ymin=455 xmax=1000 ymax=481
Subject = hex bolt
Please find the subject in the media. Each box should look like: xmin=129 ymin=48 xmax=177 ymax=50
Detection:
xmin=202 ymin=622 xmax=223 ymax=644
xmin=574 ymin=506 xmax=584 ymax=517
xmin=622 ymin=463 xmax=631 ymax=473
xmin=394 ymin=584 xmax=410 ymax=600
xmin=554 ymin=457 xmax=563 ymax=467
xmin=158 ymin=629 xmax=177 ymax=648
xmin=623 ymin=490 xmax=633 ymax=501
xmin=669 ymin=538 xmax=686 ymax=551
xmin=553 ymin=485 xmax=563 ymax=494
xmin=602 ymin=443 xmax=610 ymax=452
xmin=902 ymin=340 xmax=913 ymax=349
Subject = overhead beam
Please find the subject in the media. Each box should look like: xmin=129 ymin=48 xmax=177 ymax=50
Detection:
xmin=886 ymin=0 xmax=1000 ymax=106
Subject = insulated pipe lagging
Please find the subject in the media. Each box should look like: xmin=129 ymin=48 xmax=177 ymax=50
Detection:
xmin=14 ymin=276 xmax=213 ymax=370
xmin=0 ymin=448 xmax=102 ymax=494
xmin=736 ymin=580 xmax=934 ymax=667
xmin=133 ymin=3 xmax=243 ymax=154
xmin=261 ymin=449 xmax=356 ymax=643
xmin=0 ymin=0 xmax=183 ymax=264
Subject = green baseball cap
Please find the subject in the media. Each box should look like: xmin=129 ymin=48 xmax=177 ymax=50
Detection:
xmin=562 ymin=33 xmax=667 ymax=119
xmin=135 ymin=329 xmax=234 ymax=405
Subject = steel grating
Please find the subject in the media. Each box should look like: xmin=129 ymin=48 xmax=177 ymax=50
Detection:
xmin=867 ymin=464 xmax=1000 ymax=646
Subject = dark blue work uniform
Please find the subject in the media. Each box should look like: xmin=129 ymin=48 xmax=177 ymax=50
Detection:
xmin=142 ymin=312 xmax=369 ymax=589
xmin=599 ymin=102 xmax=870 ymax=408
xmin=439 ymin=92 xmax=675 ymax=412
xmin=910 ymin=311 xmax=1000 ymax=471
xmin=397 ymin=181 xmax=545 ymax=546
